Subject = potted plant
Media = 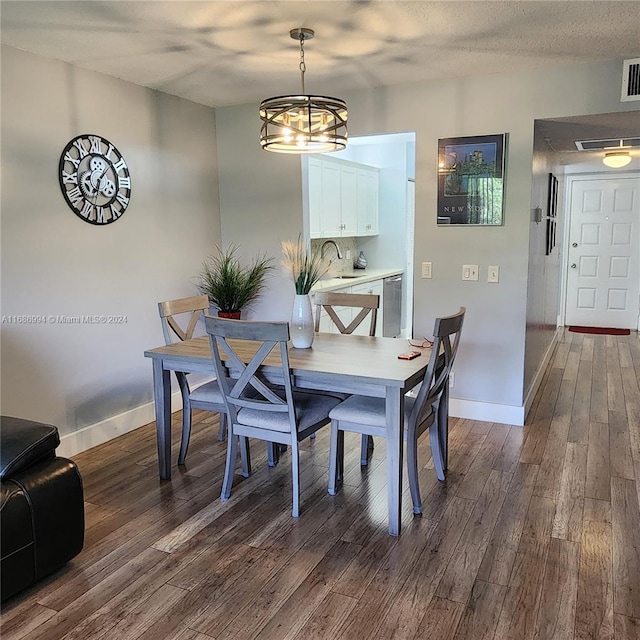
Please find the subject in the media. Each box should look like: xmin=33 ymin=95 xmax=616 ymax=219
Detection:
xmin=197 ymin=245 xmax=274 ymax=318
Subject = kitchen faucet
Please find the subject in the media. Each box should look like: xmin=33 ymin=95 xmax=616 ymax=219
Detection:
xmin=320 ymin=240 xmax=343 ymax=261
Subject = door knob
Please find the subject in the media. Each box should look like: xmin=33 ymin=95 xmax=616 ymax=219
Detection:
xmin=572 ymin=242 xmax=578 ymax=248
xmin=571 ymin=263 xmax=577 ymax=268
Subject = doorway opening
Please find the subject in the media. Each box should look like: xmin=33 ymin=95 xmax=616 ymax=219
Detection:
xmin=302 ymin=131 xmax=417 ymax=338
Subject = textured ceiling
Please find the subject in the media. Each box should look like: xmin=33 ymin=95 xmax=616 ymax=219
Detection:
xmin=2 ymin=0 xmax=640 ymax=109
xmin=2 ymin=0 xmax=639 ymax=166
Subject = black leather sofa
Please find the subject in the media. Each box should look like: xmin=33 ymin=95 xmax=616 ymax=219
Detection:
xmin=1 ymin=416 xmax=85 ymax=602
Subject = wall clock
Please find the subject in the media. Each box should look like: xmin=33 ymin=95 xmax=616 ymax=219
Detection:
xmin=58 ymin=134 xmax=131 ymax=225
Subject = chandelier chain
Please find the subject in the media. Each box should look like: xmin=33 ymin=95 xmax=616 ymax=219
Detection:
xmin=299 ymin=33 xmax=306 ymax=94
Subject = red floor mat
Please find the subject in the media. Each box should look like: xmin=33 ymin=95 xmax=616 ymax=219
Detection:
xmin=568 ymin=326 xmax=631 ymax=335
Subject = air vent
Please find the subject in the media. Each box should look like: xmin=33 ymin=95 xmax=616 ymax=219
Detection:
xmin=621 ymin=58 xmax=640 ymax=102
xmin=575 ymin=138 xmax=640 ymax=151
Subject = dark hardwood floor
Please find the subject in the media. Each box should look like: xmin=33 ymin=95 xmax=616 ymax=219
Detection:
xmin=2 ymin=329 xmax=639 ymax=639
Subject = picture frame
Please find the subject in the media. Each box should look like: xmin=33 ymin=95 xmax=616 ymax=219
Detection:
xmin=546 ymin=173 xmax=558 ymax=255
xmin=437 ymin=133 xmax=506 ymax=226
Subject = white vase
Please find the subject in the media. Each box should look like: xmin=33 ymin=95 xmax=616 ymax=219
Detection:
xmin=290 ymin=294 xmax=314 ymax=349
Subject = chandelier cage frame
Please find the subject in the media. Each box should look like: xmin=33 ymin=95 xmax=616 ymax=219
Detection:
xmin=259 ymin=28 xmax=348 ymax=154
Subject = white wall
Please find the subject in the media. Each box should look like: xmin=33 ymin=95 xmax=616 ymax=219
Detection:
xmin=215 ymin=59 xmax=639 ymax=423
xmin=1 ymin=46 xmax=222 ymax=442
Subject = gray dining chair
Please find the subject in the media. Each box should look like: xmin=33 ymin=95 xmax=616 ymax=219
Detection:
xmin=314 ymin=290 xmax=380 ymax=465
xmin=313 ymin=291 xmax=379 ymax=337
xmin=327 ymin=307 xmax=465 ymax=515
xmin=158 ymin=294 xmax=227 ymax=464
xmin=205 ymin=316 xmax=342 ymax=517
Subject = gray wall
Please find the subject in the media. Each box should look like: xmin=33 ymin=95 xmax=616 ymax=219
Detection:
xmin=215 ymin=102 xmax=305 ymax=320
xmin=524 ymin=130 xmax=564 ymax=395
xmin=1 ymin=46 xmax=222 ymax=436
xmin=216 ymin=59 xmax=639 ymax=411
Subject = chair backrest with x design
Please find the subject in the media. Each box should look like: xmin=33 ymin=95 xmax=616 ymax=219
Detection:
xmin=158 ymin=294 xmax=210 ymax=345
xmin=204 ymin=316 xmax=297 ymax=434
xmin=314 ymin=291 xmax=379 ymax=336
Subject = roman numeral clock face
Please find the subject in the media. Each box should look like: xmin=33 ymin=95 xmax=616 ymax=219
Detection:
xmin=58 ymin=134 xmax=131 ymax=225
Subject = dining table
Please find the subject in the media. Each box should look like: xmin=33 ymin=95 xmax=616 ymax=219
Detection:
xmin=144 ymin=332 xmax=430 ymax=536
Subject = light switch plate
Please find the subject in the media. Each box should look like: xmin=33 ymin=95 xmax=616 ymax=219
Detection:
xmin=421 ymin=261 xmax=432 ymax=279
xmin=462 ymin=264 xmax=479 ymax=281
xmin=488 ymin=265 xmax=500 ymax=283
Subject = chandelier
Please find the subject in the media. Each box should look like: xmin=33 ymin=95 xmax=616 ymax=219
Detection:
xmin=259 ymin=28 xmax=347 ymax=154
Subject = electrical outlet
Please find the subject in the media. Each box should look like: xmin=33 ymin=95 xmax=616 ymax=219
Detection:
xmin=346 ymin=249 xmax=352 ymax=260
xmin=462 ymin=264 xmax=479 ymax=281
xmin=421 ymin=261 xmax=432 ymax=279
xmin=488 ymin=265 xmax=500 ymax=283
xmin=449 ymin=372 xmax=455 ymax=388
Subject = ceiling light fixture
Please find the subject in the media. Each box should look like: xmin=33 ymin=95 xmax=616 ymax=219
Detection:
xmin=602 ymin=150 xmax=632 ymax=168
xmin=259 ymin=28 xmax=347 ymax=154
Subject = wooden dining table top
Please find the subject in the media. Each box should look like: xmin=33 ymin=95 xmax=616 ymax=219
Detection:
xmin=144 ymin=332 xmax=430 ymax=391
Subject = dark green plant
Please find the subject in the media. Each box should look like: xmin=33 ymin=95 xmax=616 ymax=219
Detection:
xmin=197 ymin=245 xmax=274 ymax=313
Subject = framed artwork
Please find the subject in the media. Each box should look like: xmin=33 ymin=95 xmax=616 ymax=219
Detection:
xmin=546 ymin=173 xmax=558 ymax=255
xmin=437 ymin=133 xmax=506 ymax=225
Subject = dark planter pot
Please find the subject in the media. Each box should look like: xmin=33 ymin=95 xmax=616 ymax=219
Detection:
xmin=218 ymin=310 xmax=241 ymax=320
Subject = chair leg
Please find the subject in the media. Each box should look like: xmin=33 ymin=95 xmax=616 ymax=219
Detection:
xmin=178 ymin=405 xmax=191 ymax=465
xmin=218 ymin=412 xmax=227 ymax=441
xmin=438 ymin=391 xmax=449 ymax=471
xmin=291 ymin=439 xmax=300 ymax=517
xmin=406 ymin=429 xmax=422 ymax=515
xmin=221 ymin=432 xmax=239 ymax=500
xmin=328 ymin=422 xmax=344 ymax=495
xmin=430 ymin=421 xmax=446 ymax=482
xmin=240 ymin=436 xmax=251 ymax=478
xmin=267 ymin=442 xmax=279 ymax=467
xmin=360 ymin=434 xmax=374 ymax=466
xmin=177 ymin=373 xmax=191 ymax=465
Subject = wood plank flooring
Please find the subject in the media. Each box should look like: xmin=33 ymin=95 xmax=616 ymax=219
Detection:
xmin=2 ymin=330 xmax=639 ymax=639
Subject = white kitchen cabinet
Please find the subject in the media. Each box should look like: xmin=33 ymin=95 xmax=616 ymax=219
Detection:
xmin=308 ymin=158 xmax=323 ymax=239
xmin=320 ymin=161 xmax=342 ymax=237
xmin=357 ymin=167 xmax=379 ymax=236
xmin=307 ymin=158 xmax=378 ymax=239
xmin=339 ymin=164 xmax=358 ymax=236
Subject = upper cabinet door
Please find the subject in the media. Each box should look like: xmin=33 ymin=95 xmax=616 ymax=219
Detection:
xmin=340 ymin=164 xmax=358 ymax=236
xmin=357 ymin=167 xmax=379 ymax=236
xmin=321 ymin=161 xmax=342 ymax=237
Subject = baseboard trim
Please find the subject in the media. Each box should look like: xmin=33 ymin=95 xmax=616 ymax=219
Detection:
xmin=523 ymin=327 xmax=561 ymax=422
xmin=58 ymin=390 xmax=183 ymax=458
xmin=60 ymin=379 xmax=530 ymax=457
xmin=448 ymin=397 xmax=525 ymax=427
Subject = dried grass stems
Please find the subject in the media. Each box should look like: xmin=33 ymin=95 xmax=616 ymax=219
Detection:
xmin=281 ymin=236 xmax=332 ymax=295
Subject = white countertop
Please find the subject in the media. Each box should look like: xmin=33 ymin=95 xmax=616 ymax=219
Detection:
xmin=311 ymin=268 xmax=404 ymax=293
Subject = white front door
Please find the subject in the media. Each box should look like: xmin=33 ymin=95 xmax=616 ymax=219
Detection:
xmin=565 ymin=175 xmax=640 ymax=329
